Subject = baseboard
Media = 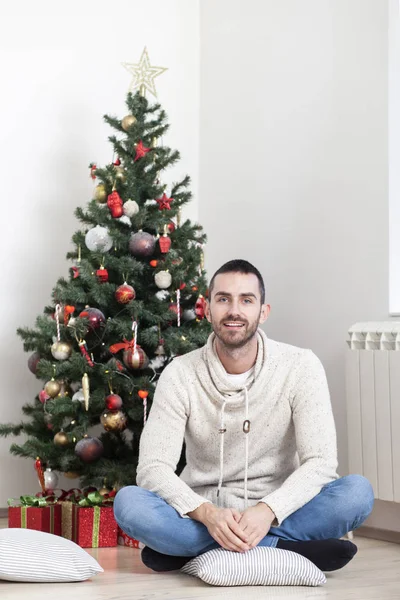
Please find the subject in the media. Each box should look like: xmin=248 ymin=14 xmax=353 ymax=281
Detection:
xmin=0 ymin=509 xmax=7 ymax=519
xmin=355 ymin=526 xmax=400 ymax=544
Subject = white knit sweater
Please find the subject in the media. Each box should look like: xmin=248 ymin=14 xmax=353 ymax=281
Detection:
xmin=137 ymin=329 xmax=338 ymax=525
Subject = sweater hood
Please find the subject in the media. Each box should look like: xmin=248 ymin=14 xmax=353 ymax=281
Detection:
xmin=199 ymin=328 xmax=279 ymax=409
xmin=198 ymin=328 xmax=280 ymax=506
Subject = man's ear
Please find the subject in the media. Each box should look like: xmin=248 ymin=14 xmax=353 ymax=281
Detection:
xmin=259 ymin=304 xmax=271 ymax=325
xmin=205 ymin=299 xmax=212 ymax=323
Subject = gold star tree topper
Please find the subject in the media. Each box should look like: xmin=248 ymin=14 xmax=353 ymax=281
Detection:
xmin=122 ymin=47 xmax=167 ymax=98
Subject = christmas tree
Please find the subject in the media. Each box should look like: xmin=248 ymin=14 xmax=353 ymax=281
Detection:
xmin=0 ymin=68 xmax=210 ymax=493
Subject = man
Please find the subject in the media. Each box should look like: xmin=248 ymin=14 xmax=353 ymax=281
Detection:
xmin=114 ymin=259 xmax=374 ymax=573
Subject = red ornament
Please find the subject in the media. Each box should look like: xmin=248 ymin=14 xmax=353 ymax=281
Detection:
xmin=138 ymin=390 xmax=149 ymax=400
xmin=169 ymin=302 xmax=182 ymax=317
xmin=113 ymin=157 xmax=121 ymax=166
xmin=159 ymin=234 xmax=171 ymax=254
xmin=89 ymin=163 xmax=97 ymax=180
xmin=179 ymin=282 xmax=186 ymax=290
xmin=195 ymin=296 xmax=207 ymax=319
xmin=123 ymin=346 xmax=149 ymax=370
xmin=107 ymin=190 xmax=123 ymax=218
xmin=79 ymin=340 xmax=94 ymax=367
xmin=96 ymin=267 xmax=109 ymax=283
xmin=192 ymin=285 xmax=198 ymax=292
xmin=79 ymin=307 xmax=106 ymax=330
xmin=167 ymin=221 xmax=176 ymax=233
xmin=115 ymin=283 xmax=136 ymax=304
xmin=64 ymin=305 xmax=75 ymax=325
xmin=134 ymin=140 xmax=150 ymax=162
xmin=39 ymin=390 xmax=50 ymax=404
xmin=71 ymin=266 xmax=80 ymax=279
xmin=156 ymin=193 xmax=173 ymax=210
xmin=150 ymin=260 xmax=158 ymax=267
xmin=34 ymin=457 xmax=46 ymax=493
xmin=106 ymin=394 xmax=123 ymax=410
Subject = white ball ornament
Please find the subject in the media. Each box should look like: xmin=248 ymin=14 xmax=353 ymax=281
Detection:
xmin=85 ymin=226 xmax=113 ymax=252
xmin=123 ymin=199 xmax=139 ymax=218
xmin=72 ymin=388 xmax=85 ymax=404
xmin=183 ymin=309 xmax=196 ymax=322
xmin=154 ymin=270 xmax=172 ymax=289
xmin=155 ymin=290 xmax=169 ymax=301
xmin=118 ymin=215 xmax=131 ymax=226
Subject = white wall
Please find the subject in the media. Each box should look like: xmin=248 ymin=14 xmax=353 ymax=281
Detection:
xmin=199 ymin=0 xmax=395 ymax=529
xmin=0 ymin=0 xmax=200 ymax=505
xmin=2 ymin=0 xmax=398 ymax=534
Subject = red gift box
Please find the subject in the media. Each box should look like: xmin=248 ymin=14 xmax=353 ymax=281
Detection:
xmin=72 ymin=504 xmax=117 ymax=548
xmin=8 ymin=503 xmax=61 ymax=536
xmin=117 ymin=526 xmax=143 ymax=549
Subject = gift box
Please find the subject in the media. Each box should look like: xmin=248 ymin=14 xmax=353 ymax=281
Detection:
xmin=71 ymin=491 xmax=117 ymax=548
xmin=72 ymin=504 xmax=117 ymax=548
xmin=117 ymin=526 xmax=144 ymax=549
xmin=58 ymin=489 xmax=81 ymax=540
xmin=60 ymin=501 xmax=74 ymax=540
xmin=8 ymin=497 xmax=61 ymax=536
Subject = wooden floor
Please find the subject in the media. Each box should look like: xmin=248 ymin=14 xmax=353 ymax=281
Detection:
xmin=1 ymin=519 xmax=399 ymax=599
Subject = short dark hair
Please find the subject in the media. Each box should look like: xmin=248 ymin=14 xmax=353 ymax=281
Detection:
xmin=209 ymin=259 xmax=266 ymax=304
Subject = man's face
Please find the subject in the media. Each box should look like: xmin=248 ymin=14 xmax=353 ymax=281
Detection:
xmin=205 ymin=272 xmax=270 ymax=349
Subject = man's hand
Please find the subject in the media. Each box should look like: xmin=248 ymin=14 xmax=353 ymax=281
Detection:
xmin=238 ymin=503 xmax=276 ymax=548
xmin=187 ymin=503 xmax=250 ymax=552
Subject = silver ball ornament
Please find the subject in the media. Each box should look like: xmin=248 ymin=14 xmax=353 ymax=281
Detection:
xmin=44 ymin=468 xmax=59 ymax=491
xmin=85 ymin=226 xmax=113 ymax=252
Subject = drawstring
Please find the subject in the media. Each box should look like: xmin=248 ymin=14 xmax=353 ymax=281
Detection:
xmin=216 ymin=400 xmax=227 ymax=504
xmin=243 ymin=387 xmax=250 ymax=509
xmin=216 ymin=388 xmax=251 ymax=509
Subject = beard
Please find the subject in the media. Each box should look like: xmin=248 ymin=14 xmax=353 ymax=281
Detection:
xmin=210 ymin=311 xmax=260 ymax=350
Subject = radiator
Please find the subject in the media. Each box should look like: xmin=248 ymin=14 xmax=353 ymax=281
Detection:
xmin=346 ymin=322 xmax=400 ymax=502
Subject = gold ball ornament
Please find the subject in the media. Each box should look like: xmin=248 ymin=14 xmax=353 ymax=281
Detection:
xmin=51 ymin=341 xmax=72 ymax=361
xmin=114 ymin=166 xmax=127 ymax=183
xmin=100 ymin=409 xmax=128 ymax=432
xmin=121 ymin=115 xmax=137 ymax=131
xmin=63 ymin=471 xmax=80 ymax=479
xmin=99 ymin=486 xmax=112 ymax=497
xmin=44 ymin=378 xmax=61 ymax=398
xmin=94 ymin=183 xmax=107 ymax=204
xmin=53 ymin=431 xmax=69 ymax=447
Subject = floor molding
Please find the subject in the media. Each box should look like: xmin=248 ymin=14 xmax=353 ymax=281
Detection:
xmin=355 ymin=526 xmax=400 ymax=544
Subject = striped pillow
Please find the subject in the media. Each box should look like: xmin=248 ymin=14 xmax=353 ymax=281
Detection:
xmin=0 ymin=528 xmax=103 ymax=582
xmin=181 ymin=547 xmax=326 ymax=587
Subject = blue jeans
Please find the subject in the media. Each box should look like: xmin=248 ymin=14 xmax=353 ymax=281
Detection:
xmin=113 ymin=475 xmax=374 ymax=557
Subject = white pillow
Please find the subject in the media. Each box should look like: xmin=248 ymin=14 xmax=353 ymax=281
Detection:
xmin=181 ymin=547 xmax=326 ymax=587
xmin=0 ymin=528 xmax=103 ymax=582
